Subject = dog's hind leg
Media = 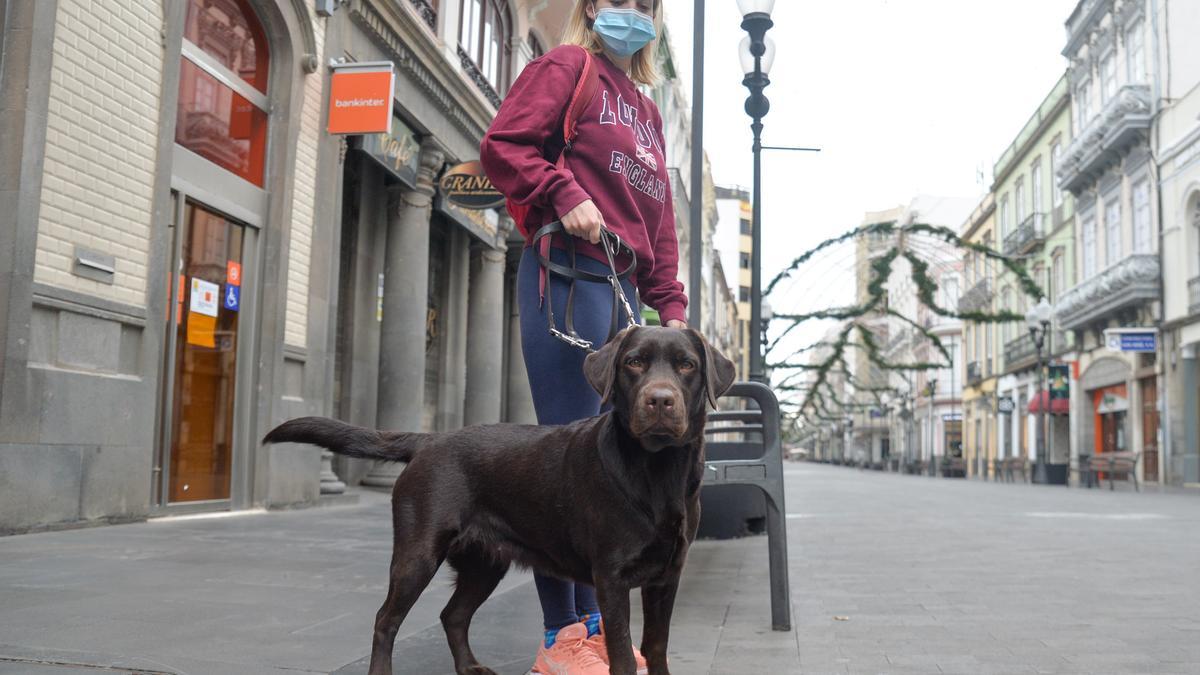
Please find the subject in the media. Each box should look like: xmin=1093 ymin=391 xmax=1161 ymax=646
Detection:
xmin=368 ymin=545 xmax=442 ymax=675
xmin=440 ymin=553 xmax=509 ymax=675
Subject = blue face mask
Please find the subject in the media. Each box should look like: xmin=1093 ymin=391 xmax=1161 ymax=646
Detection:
xmin=593 ymin=7 xmax=657 ymax=57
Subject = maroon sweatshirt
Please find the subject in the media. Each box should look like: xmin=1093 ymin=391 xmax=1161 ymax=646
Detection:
xmin=480 ymin=45 xmax=687 ymax=325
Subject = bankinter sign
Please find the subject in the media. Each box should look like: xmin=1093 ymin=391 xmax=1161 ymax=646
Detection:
xmin=439 ymin=161 xmax=505 ymax=209
xmin=327 ymin=62 xmax=395 ymax=135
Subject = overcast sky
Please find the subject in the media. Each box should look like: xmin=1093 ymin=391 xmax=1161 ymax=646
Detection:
xmin=662 ymin=0 xmax=1079 ymax=361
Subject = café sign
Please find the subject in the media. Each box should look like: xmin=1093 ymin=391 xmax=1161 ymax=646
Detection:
xmin=439 ymin=161 xmax=505 ymax=210
xmin=359 ymin=115 xmax=420 ymax=187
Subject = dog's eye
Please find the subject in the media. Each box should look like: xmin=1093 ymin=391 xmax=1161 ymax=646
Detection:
xmin=625 ymin=357 xmax=645 ymax=368
xmin=678 ymin=360 xmax=696 ymax=372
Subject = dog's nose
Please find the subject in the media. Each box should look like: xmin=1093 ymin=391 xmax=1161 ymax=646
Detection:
xmin=643 ymin=387 xmax=676 ymax=414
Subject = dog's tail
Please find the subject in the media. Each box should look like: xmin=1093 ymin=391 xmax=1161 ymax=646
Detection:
xmin=263 ymin=417 xmax=420 ymax=463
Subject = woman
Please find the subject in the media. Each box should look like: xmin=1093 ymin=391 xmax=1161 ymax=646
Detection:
xmin=480 ymin=1 xmax=686 ymax=673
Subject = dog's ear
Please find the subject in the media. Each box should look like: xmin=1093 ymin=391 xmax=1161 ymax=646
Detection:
xmin=583 ymin=326 xmax=637 ymax=404
xmin=688 ymin=329 xmax=737 ymax=409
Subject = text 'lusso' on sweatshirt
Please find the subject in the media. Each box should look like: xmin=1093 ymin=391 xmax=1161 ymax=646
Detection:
xmin=479 ymin=45 xmax=687 ymax=326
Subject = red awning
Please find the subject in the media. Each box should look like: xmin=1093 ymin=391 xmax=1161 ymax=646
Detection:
xmin=1028 ymin=390 xmax=1069 ymax=415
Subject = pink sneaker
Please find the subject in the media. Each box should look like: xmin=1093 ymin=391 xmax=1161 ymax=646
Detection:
xmin=585 ymin=624 xmax=649 ymax=675
xmin=531 ymin=623 xmax=610 ymax=675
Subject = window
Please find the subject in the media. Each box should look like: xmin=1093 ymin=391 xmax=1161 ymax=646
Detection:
xmin=740 ymin=218 xmax=752 ymax=235
xmin=739 ymin=285 xmax=750 ymax=303
xmin=529 ymin=32 xmax=545 ymax=59
xmin=1100 ymin=50 xmax=1117 ymax=103
xmin=1105 ymin=198 xmax=1121 ymax=266
xmin=973 ymin=325 xmax=981 ymax=364
xmin=177 ymin=0 xmax=269 ymax=186
xmin=1127 ymin=19 xmax=1145 ymax=83
xmin=1031 ymin=160 xmax=1043 ymax=222
xmin=460 ymin=0 xmax=512 ymax=93
xmin=1015 ymin=179 xmax=1026 ymax=227
xmin=1133 ymin=179 xmax=1151 ymax=253
xmin=1082 ymin=214 xmax=1097 ymax=278
xmin=1052 ymin=253 xmax=1065 ymax=302
xmin=739 ymin=252 xmax=750 ymax=269
xmin=985 ymin=322 xmax=993 ymax=374
xmin=1000 ymin=194 xmax=1010 ymax=237
xmin=1051 ymin=143 xmax=1063 ymax=207
xmin=942 ymin=275 xmax=960 ymax=310
xmin=1077 ymin=79 xmax=1093 ymax=129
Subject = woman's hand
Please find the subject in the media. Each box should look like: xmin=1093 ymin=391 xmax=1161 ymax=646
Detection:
xmin=561 ymin=199 xmax=603 ymax=244
xmin=666 ymin=319 xmax=687 ymax=329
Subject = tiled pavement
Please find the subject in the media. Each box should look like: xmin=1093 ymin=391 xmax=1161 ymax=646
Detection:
xmin=2 ymin=462 xmax=1198 ymax=673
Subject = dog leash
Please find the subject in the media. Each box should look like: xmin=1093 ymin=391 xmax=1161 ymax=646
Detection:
xmin=532 ymin=221 xmax=638 ymax=353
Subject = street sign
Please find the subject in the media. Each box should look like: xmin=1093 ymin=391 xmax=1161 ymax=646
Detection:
xmin=1104 ymin=328 xmax=1157 ymax=352
xmin=997 ymin=396 xmax=1015 ymax=414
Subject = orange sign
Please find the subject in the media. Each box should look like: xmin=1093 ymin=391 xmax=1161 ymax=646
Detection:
xmin=327 ymin=63 xmax=395 ymax=134
xmin=226 ymin=261 xmax=242 ymax=286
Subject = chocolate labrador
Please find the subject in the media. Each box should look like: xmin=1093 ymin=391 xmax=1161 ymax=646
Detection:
xmin=263 ymin=326 xmax=735 ymax=675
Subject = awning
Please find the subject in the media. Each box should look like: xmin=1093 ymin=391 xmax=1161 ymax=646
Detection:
xmin=1028 ymin=390 xmax=1069 ymax=415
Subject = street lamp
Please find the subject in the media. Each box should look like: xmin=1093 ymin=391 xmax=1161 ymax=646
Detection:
xmin=1025 ymin=298 xmax=1053 ymax=484
xmin=739 ymin=0 xmax=775 ymax=384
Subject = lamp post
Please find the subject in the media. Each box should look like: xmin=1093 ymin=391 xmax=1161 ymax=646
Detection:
xmin=739 ymin=0 xmax=775 ymax=384
xmin=1026 ymin=298 xmax=1053 ymax=484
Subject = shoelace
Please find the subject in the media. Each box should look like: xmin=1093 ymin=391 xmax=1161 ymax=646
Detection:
xmin=558 ymin=636 xmax=607 ymax=668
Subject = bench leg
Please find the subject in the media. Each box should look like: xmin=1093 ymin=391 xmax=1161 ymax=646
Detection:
xmin=760 ymin=483 xmax=792 ymax=632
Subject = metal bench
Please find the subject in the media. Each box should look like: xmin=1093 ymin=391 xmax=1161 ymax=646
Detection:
xmin=701 ymin=381 xmax=792 ymax=631
xmin=1000 ymin=457 xmax=1029 ymax=483
xmin=1084 ymin=451 xmax=1141 ymax=491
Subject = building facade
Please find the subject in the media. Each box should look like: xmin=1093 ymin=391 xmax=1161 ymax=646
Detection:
xmin=1153 ymin=0 xmax=1200 ymax=486
xmin=0 ymin=0 xmax=725 ymax=533
xmin=991 ymin=74 xmax=1076 ymax=482
xmin=959 ymin=194 xmax=999 ymax=478
xmin=1056 ymin=0 xmax=1163 ymax=485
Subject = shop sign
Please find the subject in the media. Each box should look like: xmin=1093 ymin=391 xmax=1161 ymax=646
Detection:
xmin=1049 ymin=364 xmax=1070 ymax=399
xmin=436 ymin=194 xmax=501 ymax=246
xmin=997 ymin=396 xmax=1015 ymax=414
xmin=942 ymin=413 xmax=962 ymax=421
xmin=439 ymin=161 xmax=505 ymax=210
xmin=327 ymin=62 xmax=395 ymax=135
xmin=1096 ymin=393 xmax=1129 ymax=415
xmin=1104 ymin=328 xmax=1157 ymax=353
xmin=359 ymin=115 xmax=420 ymax=187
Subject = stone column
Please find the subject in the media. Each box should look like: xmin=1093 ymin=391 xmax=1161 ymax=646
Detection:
xmin=505 ymin=270 xmax=538 ymax=424
xmin=463 ymin=237 xmax=507 ymax=426
xmin=362 ymin=142 xmax=444 ymax=488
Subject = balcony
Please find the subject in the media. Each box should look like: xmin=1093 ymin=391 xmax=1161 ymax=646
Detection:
xmin=1190 ymin=276 xmax=1200 ymax=315
xmin=966 ymin=361 xmax=982 ymax=387
xmin=1004 ymin=333 xmax=1039 ymax=371
xmin=957 ymin=278 xmax=992 ymax=314
xmin=1003 ymin=214 xmax=1046 ymax=256
xmin=1055 ymin=254 xmax=1161 ymax=331
xmin=1057 ymin=85 xmax=1152 ymax=194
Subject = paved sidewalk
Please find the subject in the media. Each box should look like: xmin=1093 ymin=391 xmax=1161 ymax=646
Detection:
xmin=5 ymin=463 xmax=1200 ymax=674
xmin=0 ymin=486 xmax=798 ymax=674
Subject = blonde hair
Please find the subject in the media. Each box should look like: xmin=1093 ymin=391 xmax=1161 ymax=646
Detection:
xmin=561 ymin=1 xmax=663 ymax=86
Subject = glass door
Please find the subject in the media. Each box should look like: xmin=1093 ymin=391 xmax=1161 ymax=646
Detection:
xmin=161 ymin=200 xmax=247 ymax=503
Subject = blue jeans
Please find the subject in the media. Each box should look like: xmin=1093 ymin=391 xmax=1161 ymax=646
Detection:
xmin=517 ymin=245 xmax=639 ymax=630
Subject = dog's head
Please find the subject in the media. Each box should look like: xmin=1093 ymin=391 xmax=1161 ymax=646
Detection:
xmin=584 ymin=326 xmax=736 ymax=452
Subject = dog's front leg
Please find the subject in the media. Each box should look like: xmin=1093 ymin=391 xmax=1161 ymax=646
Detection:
xmin=594 ymin=576 xmax=637 ymax=675
xmin=640 ymin=577 xmax=679 ymax=675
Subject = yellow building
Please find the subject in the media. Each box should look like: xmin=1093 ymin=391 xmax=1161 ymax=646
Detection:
xmin=958 ymin=195 xmax=1000 ymax=478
